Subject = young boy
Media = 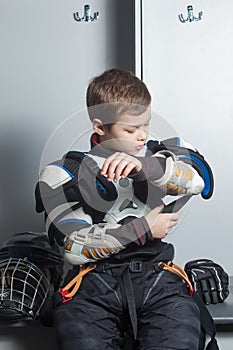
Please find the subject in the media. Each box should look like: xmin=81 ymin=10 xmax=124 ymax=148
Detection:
xmin=36 ymin=68 xmax=210 ymax=350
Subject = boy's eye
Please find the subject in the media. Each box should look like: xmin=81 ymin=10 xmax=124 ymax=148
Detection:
xmin=125 ymin=129 xmax=135 ymax=134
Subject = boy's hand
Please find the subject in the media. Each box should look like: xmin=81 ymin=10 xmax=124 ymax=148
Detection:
xmin=100 ymin=152 xmax=142 ymax=182
xmin=145 ymin=205 xmax=179 ymax=239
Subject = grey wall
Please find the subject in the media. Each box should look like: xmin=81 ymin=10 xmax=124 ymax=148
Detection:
xmin=0 ymin=0 xmax=134 ymax=348
xmin=0 ymin=0 xmax=134 ymax=243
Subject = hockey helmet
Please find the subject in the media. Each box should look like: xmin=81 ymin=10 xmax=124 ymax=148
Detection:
xmin=0 ymin=232 xmax=63 ymax=321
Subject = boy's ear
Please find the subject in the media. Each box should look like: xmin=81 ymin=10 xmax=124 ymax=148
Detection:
xmin=92 ymin=118 xmax=106 ymax=136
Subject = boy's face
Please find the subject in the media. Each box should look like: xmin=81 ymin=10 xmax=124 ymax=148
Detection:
xmin=94 ymin=105 xmax=151 ymax=155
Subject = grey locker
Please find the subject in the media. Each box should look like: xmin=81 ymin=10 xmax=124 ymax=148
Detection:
xmin=0 ymin=0 xmax=134 ymax=241
xmin=136 ymin=1 xmax=233 ymax=348
xmin=0 ymin=0 xmax=134 ymax=349
xmin=137 ymin=0 xmax=233 ymax=274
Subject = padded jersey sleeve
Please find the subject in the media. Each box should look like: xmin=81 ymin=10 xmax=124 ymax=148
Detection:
xmin=129 ymin=137 xmax=213 ymax=199
xmin=129 ymin=137 xmax=198 ymax=183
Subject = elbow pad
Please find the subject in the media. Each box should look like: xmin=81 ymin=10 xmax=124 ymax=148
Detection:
xmin=152 ymin=151 xmax=205 ymax=196
xmin=147 ymin=138 xmax=214 ymax=199
xmin=64 ymin=223 xmax=124 ymax=265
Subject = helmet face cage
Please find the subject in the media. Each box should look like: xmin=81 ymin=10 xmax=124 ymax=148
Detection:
xmin=0 ymin=258 xmax=50 ymax=321
xmin=0 ymin=232 xmax=64 ymax=291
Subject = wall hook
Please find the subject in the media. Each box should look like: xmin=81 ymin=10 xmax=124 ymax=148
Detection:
xmin=73 ymin=4 xmax=99 ymax=22
xmin=178 ymin=5 xmax=203 ymax=23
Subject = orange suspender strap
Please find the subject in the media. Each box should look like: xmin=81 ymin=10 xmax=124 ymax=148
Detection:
xmin=158 ymin=261 xmax=194 ymax=296
xmin=58 ymin=261 xmax=193 ymax=303
xmin=58 ymin=264 xmax=96 ymax=303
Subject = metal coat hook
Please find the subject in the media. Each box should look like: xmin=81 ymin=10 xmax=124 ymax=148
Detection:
xmin=178 ymin=5 xmax=203 ymax=23
xmin=73 ymin=4 xmax=99 ymax=22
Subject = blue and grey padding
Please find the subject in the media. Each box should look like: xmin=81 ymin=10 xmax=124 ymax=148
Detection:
xmin=147 ymin=138 xmax=214 ymax=200
xmin=35 ymin=164 xmax=75 ymax=213
xmin=47 ymin=217 xmax=90 ymax=246
xmin=177 ymin=153 xmax=214 ymax=199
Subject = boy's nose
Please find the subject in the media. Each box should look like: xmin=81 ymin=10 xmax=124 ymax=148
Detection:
xmin=137 ymin=128 xmax=147 ymax=141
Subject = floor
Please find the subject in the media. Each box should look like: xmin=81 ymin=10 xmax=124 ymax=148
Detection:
xmin=0 ymin=323 xmax=233 ymax=350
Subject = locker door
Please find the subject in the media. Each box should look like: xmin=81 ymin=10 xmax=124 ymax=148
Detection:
xmin=137 ymin=0 xmax=233 ymax=274
xmin=0 ymin=0 xmax=134 ymax=241
xmin=0 ymin=1 xmax=134 ymax=349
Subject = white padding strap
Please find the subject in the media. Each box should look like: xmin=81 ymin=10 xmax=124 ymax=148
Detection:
xmin=40 ymin=164 xmax=73 ymax=189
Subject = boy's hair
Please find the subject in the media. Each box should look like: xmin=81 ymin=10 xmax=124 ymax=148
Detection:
xmin=86 ymin=68 xmax=151 ymax=123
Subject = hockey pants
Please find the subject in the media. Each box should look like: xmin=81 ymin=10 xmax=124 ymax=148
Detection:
xmin=54 ymin=263 xmax=201 ymax=350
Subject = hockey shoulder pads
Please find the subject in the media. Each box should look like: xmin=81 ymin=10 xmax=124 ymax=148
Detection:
xmin=147 ymin=137 xmax=214 ymax=199
xmin=64 ymin=223 xmax=124 ymax=265
xmin=36 ymin=151 xmax=118 ymax=214
xmin=35 ymin=151 xmax=86 ymax=213
xmin=184 ymin=259 xmax=229 ymax=304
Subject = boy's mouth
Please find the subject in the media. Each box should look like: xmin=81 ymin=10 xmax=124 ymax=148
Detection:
xmin=136 ymin=144 xmax=145 ymax=151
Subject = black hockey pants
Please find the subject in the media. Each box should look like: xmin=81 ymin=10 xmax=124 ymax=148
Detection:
xmin=54 ymin=261 xmax=201 ymax=350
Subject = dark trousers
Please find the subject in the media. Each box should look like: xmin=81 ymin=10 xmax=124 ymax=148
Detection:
xmin=54 ymin=266 xmax=201 ymax=350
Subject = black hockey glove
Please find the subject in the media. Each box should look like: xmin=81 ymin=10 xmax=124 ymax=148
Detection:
xmin=184 ymin=259 xmax=229 ymax=305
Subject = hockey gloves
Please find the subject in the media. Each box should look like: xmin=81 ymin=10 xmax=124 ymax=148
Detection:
xmin=184 ymin=259 xmax=229 ymax=305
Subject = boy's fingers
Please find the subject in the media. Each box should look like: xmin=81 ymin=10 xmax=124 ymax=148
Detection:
xmin=106 ymin=158 xmax=128 ymax=181
xmin=100 ymin=152 xmax=120 ymax=175
xmin=101 ymin=156 xmax=121 ymax=180
xmin=170 ymin=213 xmax=179 ymax=222
xmin=100 ymin=153 xmax=142 ymax=182
xmin=114 ymin=160 xmax=132 ymax=181
xmin=101 ymin=152 xmax=127 ymax=174
xmin=101 ymin=154 xmax=131 ymax=181
xmin=152 ymin=204 xmax=164 ymax=215
xmin=113 ymin=160 xmax=141 ymax=181
xmin=121 ymin=162 xmax=141 ymax=179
